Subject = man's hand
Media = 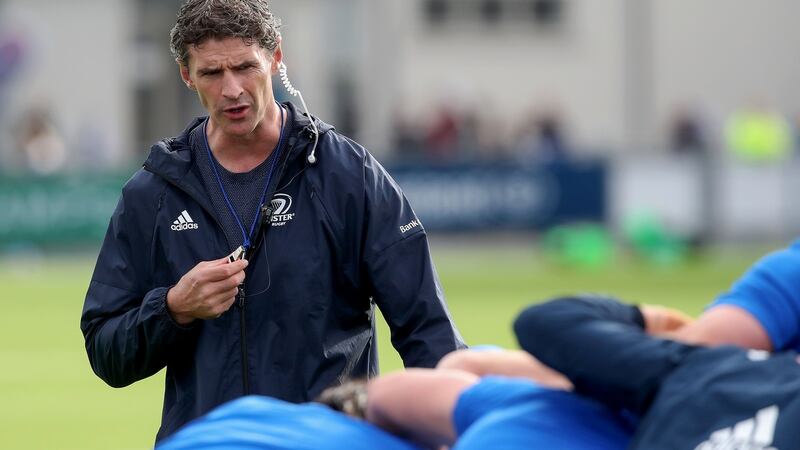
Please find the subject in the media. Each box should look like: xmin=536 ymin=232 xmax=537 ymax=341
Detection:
xmin=640 ymin=304 xmax=694 ymax=335
xmin=166 ymin=257 xmax=248 ymax=325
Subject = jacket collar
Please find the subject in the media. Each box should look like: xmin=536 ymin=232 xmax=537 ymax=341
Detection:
xmin=143 ymin=101 xmax=334 ymax=189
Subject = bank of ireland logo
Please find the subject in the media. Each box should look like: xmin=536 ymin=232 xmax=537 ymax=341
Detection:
xmin=270 ymin=193 xmax=295 ymax=227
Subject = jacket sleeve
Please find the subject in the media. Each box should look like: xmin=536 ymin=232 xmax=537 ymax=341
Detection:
xmin=513 ymin=295 xmax=696 ymax=415
xmin=80 ymin=178 xmax=198 ymax=388
xmin=361 ymin=153 xmax=466 ymax=368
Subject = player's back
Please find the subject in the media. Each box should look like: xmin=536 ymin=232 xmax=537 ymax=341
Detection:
xmin=453 ymin=376 xmax=632 ymax=449
xmin=631 ymin=346 xmax=800 ymax=449
xmin=157 ymin=395 xmax=422 ymax=450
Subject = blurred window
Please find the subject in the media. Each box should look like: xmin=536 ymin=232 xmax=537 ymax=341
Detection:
xmin=422 ymin=0 xmax=566 ymax=28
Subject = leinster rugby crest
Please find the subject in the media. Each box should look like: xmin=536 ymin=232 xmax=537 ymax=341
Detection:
xmin=270 ymin=193 xmax=295 ymax=227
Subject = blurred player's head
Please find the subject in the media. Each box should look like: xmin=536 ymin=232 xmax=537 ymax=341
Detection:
xmin=316 ymin=380 xmax=369 ymax=420
xmin=170 ymin=0 xmax=284 ymax=139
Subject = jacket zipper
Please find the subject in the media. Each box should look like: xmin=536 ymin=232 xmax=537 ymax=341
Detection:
xmin=238 ymin=288 xmax=249 ymax=393
xmin=236 ymin=137 xmax=297 ymax=395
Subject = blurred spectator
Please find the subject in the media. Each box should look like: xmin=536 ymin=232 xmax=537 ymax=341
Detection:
xmin=17 ymin=108 xmax=66 ymax=175
xmin=0 ymin=35 xmax=24 ymax=84
xmin=668 ymin=107 xmax=708 ymax=156
xmin=725 ymin=104 xmax=791 ymax=164
xmin=394 ymin=102 xmax=576 ymax=164
xmin=666 ymin=105 xmax=715 ymax=248
xmin=424 ymin=105 xmax=461 ymax=160
xmin=0 ymin=31 xmax=28 ymax=168
xmin=456 ymin=109 xmax=480 ymax=160
xmin=515 ymin=110 xmax=570 ymax=164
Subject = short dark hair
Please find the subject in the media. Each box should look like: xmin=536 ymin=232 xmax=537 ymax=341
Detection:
xmin=315 ymin=380 xmax=369 ymax=419
xmin=170 ymin=0 xmax=281 ymax=66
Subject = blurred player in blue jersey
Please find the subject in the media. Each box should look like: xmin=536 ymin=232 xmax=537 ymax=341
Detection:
xmin=158 ymin=349 xmax=632 ymax=449
xmin=515 ymin=296 xmax=800 ymax=449
xmin=156 ymin=395 xmax=422 ymax=450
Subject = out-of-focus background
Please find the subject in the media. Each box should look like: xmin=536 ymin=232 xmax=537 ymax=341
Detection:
xmin=0 ymin=0 xmax=798 ymax=448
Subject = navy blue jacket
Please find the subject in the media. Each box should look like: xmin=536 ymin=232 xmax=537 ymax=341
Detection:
xmin=81 ymin=103 xmax=465 ymax=441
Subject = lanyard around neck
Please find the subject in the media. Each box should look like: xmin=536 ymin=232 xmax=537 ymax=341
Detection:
xmin=203 ymin=104 xmax=287 ymax=250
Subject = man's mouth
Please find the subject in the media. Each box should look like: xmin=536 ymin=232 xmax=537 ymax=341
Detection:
xmin=223 ymin=105 xmax=249 ymax=118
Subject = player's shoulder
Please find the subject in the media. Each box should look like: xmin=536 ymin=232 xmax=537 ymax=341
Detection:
xmin=713 ymin=242 xmax=800 ymax=313
xmin=748 ymin=243 xmax=800 ymax=279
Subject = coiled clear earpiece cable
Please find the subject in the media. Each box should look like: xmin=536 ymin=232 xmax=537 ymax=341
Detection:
xmin=279 ymin=62 xmax=318 ymax=164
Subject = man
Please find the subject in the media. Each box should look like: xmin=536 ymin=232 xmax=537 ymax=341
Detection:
xmin=80 ymin=0 xmax=464 ymax=441
xmin=158 ymin=349 xmax=631 ymax=449
xmin=515 ymin=296 xmax=800 ymax=449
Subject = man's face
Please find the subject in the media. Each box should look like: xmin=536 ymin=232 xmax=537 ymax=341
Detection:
xmin=180 ymin=37 xmax=280 ymax=138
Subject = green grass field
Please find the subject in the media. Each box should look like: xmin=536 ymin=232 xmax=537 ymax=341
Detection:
xmin=0 ymin=238 xmax=776 ymax=449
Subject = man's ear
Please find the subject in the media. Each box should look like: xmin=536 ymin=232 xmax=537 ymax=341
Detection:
xmin=270 ymin=44 xmax=283 ymax=75
xmin=179 ymin=63 xmax=195 ymax=90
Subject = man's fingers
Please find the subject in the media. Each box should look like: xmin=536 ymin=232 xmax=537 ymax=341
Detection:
xmin=175 ymin=258 xmax=247 ymax=319
xmin=196 ymin=257 xmax=230 ymax=269
xmin=200 ymin=276 xmax=245 ymax=298
xmin=641 ymin=305 xmax=694 ymax=334
xmin=202 ymin=259 xmax=249 ymax=282
xmin=220 ymin=291 xmax=238 ymax=310
xmin=208 ymin=288 xmax=239 ymax=315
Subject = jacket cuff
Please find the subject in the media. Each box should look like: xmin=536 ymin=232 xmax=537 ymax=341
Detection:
xmin=145 ymin=286 xmax=198 ymax=331
xmin=631 ymin=305 xmax=647 ymax=329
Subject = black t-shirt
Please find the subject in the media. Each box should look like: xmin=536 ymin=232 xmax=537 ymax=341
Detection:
xmin=190 ymin=108 xmax=290 ymax=251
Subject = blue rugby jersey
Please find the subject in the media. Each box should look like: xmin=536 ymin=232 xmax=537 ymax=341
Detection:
xmin=158 ymin=395 xmax=422 ymax=450
xmin=453 ymin=376 xmax=631 ymax=450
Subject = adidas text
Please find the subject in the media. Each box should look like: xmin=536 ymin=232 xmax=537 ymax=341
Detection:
xmin=171 ymin=223 xmax=199 ymax=231
xmin=171 ymin=210 xmax=199 ymax=231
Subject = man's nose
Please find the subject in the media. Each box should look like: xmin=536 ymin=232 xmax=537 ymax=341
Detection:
xmin=221 ymin=71 xmax=243 ymax=99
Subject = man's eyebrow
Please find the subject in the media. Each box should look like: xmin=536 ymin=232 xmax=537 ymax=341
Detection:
xmin=234 ymin=60 xmax=258 ymax=69
xmin=197 ymin=66 xmax=222 ymax=75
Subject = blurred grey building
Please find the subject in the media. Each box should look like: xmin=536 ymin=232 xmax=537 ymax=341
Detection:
xmin=1 ymin=0 xmax=798 ymax=165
